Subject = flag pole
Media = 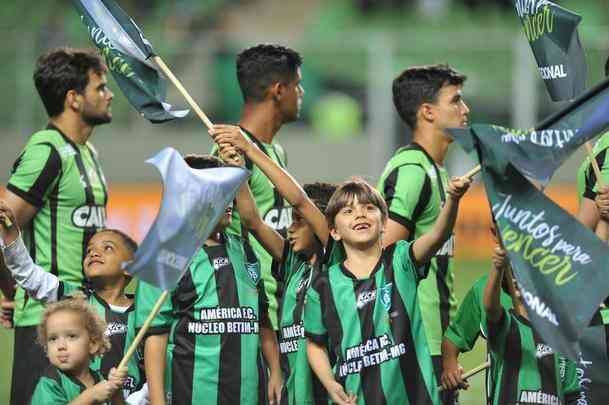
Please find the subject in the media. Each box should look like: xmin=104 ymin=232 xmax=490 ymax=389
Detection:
xmin=152 ymin=56 xmax=214 ymax=130
xmin=117 ymin=290 xmax=169 ymax=370
xmin=437 ymin=361 xmax=490 ymax=392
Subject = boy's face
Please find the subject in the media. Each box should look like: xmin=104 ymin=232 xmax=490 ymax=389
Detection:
xmin=83 ymin=231 xmax=133 ymax=283
xmin=46 ymin=310 xmax=99 ymax=374
xmin=211 ymin=203 xmax=233 ymax=235
xmin=288 ymin=209 xmax=318 ymax=257
xmin=429 ymin=83 xmax=469 ymax=139
xmin=330 ymin=196 xmax=384 ymax=248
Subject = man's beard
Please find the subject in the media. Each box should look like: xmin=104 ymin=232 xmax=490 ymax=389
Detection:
xmin=83 ymin=109 xmax=112 ymax=126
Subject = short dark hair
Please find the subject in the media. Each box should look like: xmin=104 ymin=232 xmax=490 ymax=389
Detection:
xmin=33 ymin=48 xmax=107 ymax=117
xmin=97 ymin=229 xmax=138 ymax=255
xmin=236 ymin=44 xmax=302 ymax=102
xmin=392 ymin=64 xmax=467 ymax=130
xmin=303 ymin=182 xmax=337 ymax=213
xmin=183 ymin=154 xmax=224 ymax=169
xmin=325 ymin=178 xmax=388 ymax=229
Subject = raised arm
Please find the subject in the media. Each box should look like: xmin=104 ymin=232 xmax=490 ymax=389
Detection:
xmin=483 ymin=247 xmax=508 ymax=323
xmin=210 ymin=125 xmax=329 ymax=246
xmin=411 ymin=177 xmax=470 ymax=266
xmin=0 ymin=201 xmax=60 ymax=302
xmin=217 ymin=145 xmax=285 ymax=261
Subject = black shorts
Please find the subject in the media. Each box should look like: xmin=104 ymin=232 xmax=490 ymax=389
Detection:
xmin=11 ymin=325 xmax=49 ymax=405
xmin=432 ymin=354 xmax=460 ymax=405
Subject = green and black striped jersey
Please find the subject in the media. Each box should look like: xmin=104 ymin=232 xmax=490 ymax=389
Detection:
xmin=483 ymin=309 xmax=581 ymax=405
xmin=8 ymin=124 xmax=107 ymax=327
xmin=377 ymin=143 xmax=456 ymax=356
xmin=30 ymin=366 xmax=106 ymax=405
xmin=276 ymin=241 xmax=336 ymax=405
xmin=135 ymin=233 xmax=270 ymax=405
xmin=305 ymin=240 xmax=439 ymax=405
xmin=60 ymin=283 xmax=143 ymax=397
xmin=577 ymin=132 xmax=609 ymax=202
xmin=212 ymin=127 xmax=291 ymax=329
xmin=444 ymin=275 xmax=513 ymax=352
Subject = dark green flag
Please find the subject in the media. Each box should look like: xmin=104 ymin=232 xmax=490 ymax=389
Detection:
xmin=454 ymin=128 xmax=609 ymax=360
xmin=73 ymin=0 xmax=189 ymax=123
xmin=575 ymin=324 xmax=609 ymax=404
xmin=453 ymin=77 xmax=609 ymax=185
xmin=514 ymin=0 xmax=586 ymax=101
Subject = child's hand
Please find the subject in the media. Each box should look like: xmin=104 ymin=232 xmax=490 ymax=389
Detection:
xmin=491 ymin=246 xmax=508 ymax=271
xmin=327 ymin=381 xmax=357 ymax=405
xmin=107 ymin=366 xmax=128 ymax=390
xmin=267 ymin=370 xmax=283 ymax=405
xmin=209 ymin=124 xmax=253 ymax=154
xmin=446 ymin=176 xmax=471 ymax=201
xmin=218 ymin=144 xmax=245 ymax=168
xmin=90 ymin=380 xmax=120 ymax=402
xmin=596 ymin=185 xmax=609 ymax=221
xmin=0 ymin=201 xmax=19 ymax=246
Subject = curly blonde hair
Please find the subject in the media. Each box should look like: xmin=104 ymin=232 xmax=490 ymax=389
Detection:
xmin=37 ymin=292 xmax=111 ymax=357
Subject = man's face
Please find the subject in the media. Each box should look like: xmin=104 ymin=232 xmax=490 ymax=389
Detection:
xmin=280 ymin=68 xmax=304 ymax=123
xmin=429 ymin=84 xmax=469 ymax=140
xmin=80 ymin=70 xmax=114 ymax=126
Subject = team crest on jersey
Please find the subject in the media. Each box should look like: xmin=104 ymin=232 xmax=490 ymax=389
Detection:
xmin=379 ymin=283 xmax=393 ymax=311
xmin=295 ymin=276 xmax=310 ymax=294
xmin=356 ymin=289 xmax=376 ymax=309
xmin=213 ymin=257 xmax=230 ymax=270
xmin=72 ymin=205 xmax=106 ymax=228
xmin=246 ymin=262 xmax=260 ymax=284
xmin=535 ymin=343 xmax=554 ymax=359
xmin=105 ymin=322 xmax=127 ymax=337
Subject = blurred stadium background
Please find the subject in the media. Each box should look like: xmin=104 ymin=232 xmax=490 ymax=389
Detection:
xmin=0 ymin=0 xmax=607 ymax=403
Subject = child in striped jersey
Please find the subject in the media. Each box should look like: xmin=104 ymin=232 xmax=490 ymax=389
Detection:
xmin=304 ymin=177 xmax=470 ymax=405
xmin=212 ymin=124 xmax=337 ymax=405
xmin=31 ymin=294 xmax=127 ymax=405
xmin=483 ymin=245 xmax=581 ymax=405
xmin=0 ymin=202 xmax=147 ymax=404
xmin=136 ymin=154 xmax=282 ymax=405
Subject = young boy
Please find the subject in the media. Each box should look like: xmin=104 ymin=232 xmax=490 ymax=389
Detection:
xmin=136 ymin=154 xmax=282 ymax=405
xmin=31 ymin=295 xmax=127 ymax=404
xmin=0 ymin=203 xmax=146 ymax=402
xmin=304 ymin=176 xmax=470 ymax=405
xmin=483 ymin=245 xmax=581 ymax=404
xmin=212 ymin=124 xmax=337 ymax=404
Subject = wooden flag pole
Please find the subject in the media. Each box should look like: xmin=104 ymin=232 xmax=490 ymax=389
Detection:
xmin=438 ymin=361 xmax=490 ymax=392
xmin=152 ymin=56 xmax=214 ymax=130
xmin=117 ymin=290 xmax=169 ymax=370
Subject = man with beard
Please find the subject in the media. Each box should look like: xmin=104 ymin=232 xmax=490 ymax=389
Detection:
xmin=0 ymin=48 xmax=112 ymax=405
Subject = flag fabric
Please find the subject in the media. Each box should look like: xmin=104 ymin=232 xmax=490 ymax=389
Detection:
xmin=453 ymin=129 xmax=609 ymax=360
xmin=125 ymin=147 xmax=249 ymax=291
xmin=451 ymin=77 xmax=609 ymax=185
xmin=514 ymin=0 xmax=586 ymax=101
xmin=73 ymin=0 xmax=189 ymax=122
xmin=576 ymin=325 xmax=609 ymax=405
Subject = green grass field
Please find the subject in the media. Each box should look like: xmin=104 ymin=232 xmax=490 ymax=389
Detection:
xmin=0 ymin=258 xmax=492 ymax=404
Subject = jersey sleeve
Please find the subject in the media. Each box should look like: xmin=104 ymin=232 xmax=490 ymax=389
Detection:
xmin=1 ymin=236 xmax=60 ymax=302
xmin=444 ymin=283 xmax=482 ymax=352
xmin=583 ymin=150 xmax=609 ymax=200
xmin=560 ymin=357 xmax=582 ymax=401
xmin=481 ymin=308 xmax=512 ymax=356
xmin=30 ymin=376 xmax=68 ymax=405
xmin=304 ymin=278 xmax=327 ymax=345
xmin=393 ymin=240 xmax=427 ymax=281
xmin=380 ymin=164 xmax=430 ymax=232
xmin=7 ymin=142 xmax=61 ymax=208
xmin=134 ymin=280 xmax=174 ymax=336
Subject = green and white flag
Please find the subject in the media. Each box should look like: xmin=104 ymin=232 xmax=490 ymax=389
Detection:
xmin=73 ymin=0 xmax=189 ymax=122
xmin=514 ymin=0 xmax=587 ymax=101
